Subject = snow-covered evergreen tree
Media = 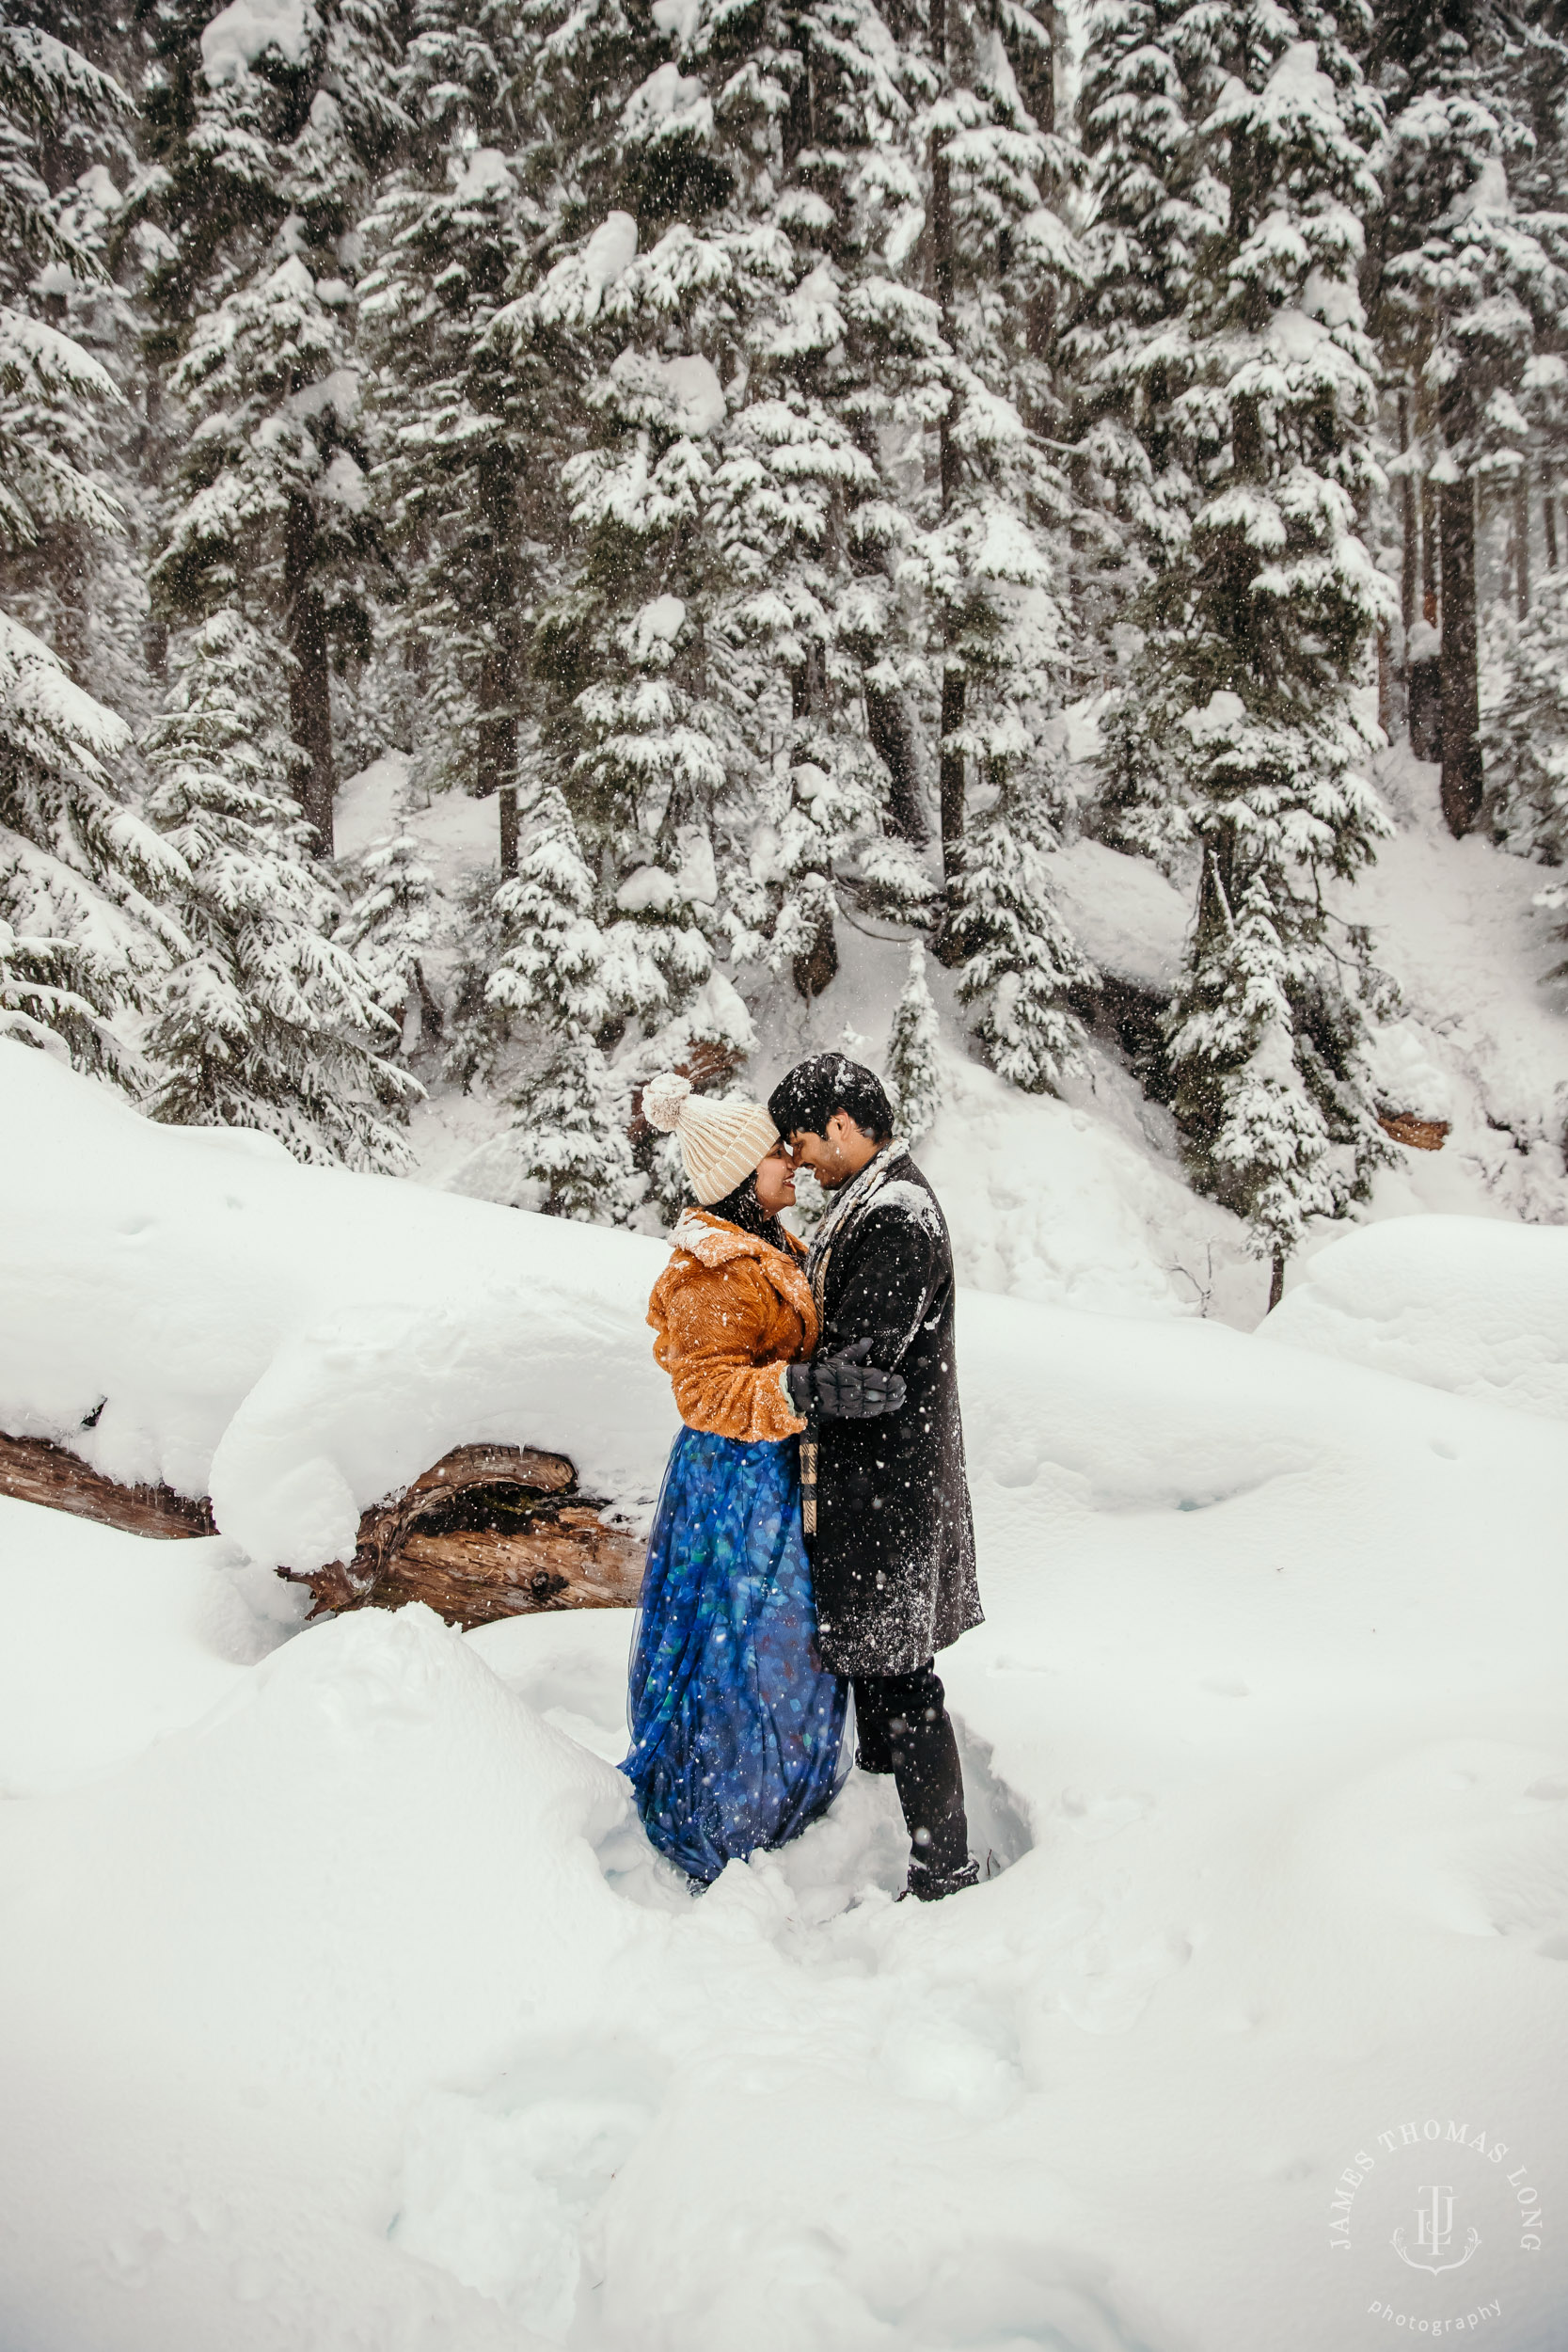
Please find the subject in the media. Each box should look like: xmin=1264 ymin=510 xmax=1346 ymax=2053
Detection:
xmin=143 ymin=612 xmax=419 ymax=1165
xmin=1069 ymin=0 xmax=1224 ymax=860
xmin=1481 ymin=558 xmax=1568 ymax=860
xmin=156 ymin=246 xmax=384 ymax=859
xmin=336 ymin=826 xmax=439 ymax=1050
xmin=0 ymin=612 xmax=179 ymax=1077
xmin=504 ymin=1030 xmax=639 ymax=1223
xmin=885 ymin=940 xmax=943 ymax=1144
xmin=954 ymin=753 xmax=1093 ymax=1091
xmin=137 ymin=0 xmax=403 ymax=858
xmin=1112 ymin=15 xmax=1395 ymax=1276
xmin=0 ymin=6 xmax=182 ymax=1079
xmin=356 ymin=42 xmax=554 ymax=872
xmin=1369 ymin=0 xmax=1568 ymax=836
xmin=1070 ymin=0 xmax=1225 ymax=552
xmin=470 ymin=781 xmax=639 ymax=1216
xmin=895 ymin=0 xmax=1085 ymax=964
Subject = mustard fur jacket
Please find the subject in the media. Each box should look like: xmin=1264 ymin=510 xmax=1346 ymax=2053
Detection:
xmin=647 ymin=1209 xmax=819 ymax=1444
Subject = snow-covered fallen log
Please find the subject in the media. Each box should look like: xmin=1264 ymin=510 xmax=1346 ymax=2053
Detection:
xmin=0 ymin=1427 xmax=642 ymax=1628
xmin=283 ymin=1440 xmax=643 ymax=1625
xmin=0 ymin=1430 xmax=215 ymax=1539
xmin=0 ymin=1041 xmax=677 ymax=1580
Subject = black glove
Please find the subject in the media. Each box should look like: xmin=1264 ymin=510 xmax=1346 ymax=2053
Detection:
xmin=787 ymin=1337 xmax=906 ymax=1420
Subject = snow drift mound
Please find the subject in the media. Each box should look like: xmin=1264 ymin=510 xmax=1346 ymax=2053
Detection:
xmin=0 ymin=1042 xmax=677 ymax=1569
xmin=1262 ymin=1215 xmax=1568 ymax=1422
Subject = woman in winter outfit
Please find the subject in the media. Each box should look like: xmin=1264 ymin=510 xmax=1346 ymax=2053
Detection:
xmin=626 ymin=1073 xmax=897 ymax=1884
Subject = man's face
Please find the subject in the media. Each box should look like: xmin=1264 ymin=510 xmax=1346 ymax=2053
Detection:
xmin=784 ymin=1111 xmax=870 ymax=1190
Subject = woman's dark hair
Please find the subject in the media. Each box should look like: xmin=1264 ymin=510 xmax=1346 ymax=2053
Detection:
xmin=705 ymin=1171 xmax=788 ymax=1253
xmin=767 ymin=1054 xmax=894 ymax=1146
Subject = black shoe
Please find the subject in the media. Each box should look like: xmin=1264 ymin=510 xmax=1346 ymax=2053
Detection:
xmin=898 ymin=1855 xmax=980 ymax=1903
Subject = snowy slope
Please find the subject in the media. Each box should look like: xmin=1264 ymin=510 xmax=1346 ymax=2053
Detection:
xmin=1337 ymin=745 xmax=1568 ymax=1232
xmin=3 ymin=1050 xmax=1568 ymax=2351
xmin=354 ymin=730 xmax=1568 ymax=1343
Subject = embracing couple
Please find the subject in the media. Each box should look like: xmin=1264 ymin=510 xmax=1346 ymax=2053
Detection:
xmin=623 ymin=1053 xmax=983 ymax=1903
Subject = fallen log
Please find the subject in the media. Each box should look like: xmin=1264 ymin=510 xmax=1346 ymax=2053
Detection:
xmin=0 ymin=1431 xmax=214 ymax=1538
xmin=1378 ymin=1110 xmax=1450 ymax=1152
xmin=0 ymin=1428 xmax=644 ymax=1630
xmin=284 ymin=1441 xmax=645 ymax=1628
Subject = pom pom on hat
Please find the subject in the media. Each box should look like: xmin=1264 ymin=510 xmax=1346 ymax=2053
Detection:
xmin=641 ymin=1067 xmax=780 ymax=1206
xmin=642 ymin=1069 xmax=692 ymax=1133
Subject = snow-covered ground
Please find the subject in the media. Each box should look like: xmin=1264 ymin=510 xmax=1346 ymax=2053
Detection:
xmin=341 ymin=734 xmax=1568 ymax=1342
xmin=3 ymin=1042 xmax=1567 ymax=2351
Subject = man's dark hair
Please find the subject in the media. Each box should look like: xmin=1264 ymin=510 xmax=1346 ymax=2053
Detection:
xmin=768 ymin=1055 xmax=894 ymax=1145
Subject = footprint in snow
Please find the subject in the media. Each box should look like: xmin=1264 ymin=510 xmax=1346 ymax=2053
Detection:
xmin=1055 ymin=1788 xmax=1154 ymax=1841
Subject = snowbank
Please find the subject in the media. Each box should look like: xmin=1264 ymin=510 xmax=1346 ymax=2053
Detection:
xmin=0 ymin=1502 xmax=293 ymax=1795
xmin=200 ymin=0 xmax=310 ymax=83
xmin=1262 ymin=1214 xmax=1568 ymax=1421
xmin=3 ymin=1294 xmax=1567 ymax=2347
xmin=0 ymin=1041 xmax=676 ymax=1569
xmin=5 ymin=1048 xmax=1568 ymax=2348
xmin=1049 ymin=835 xmax=1190 ymax=996
xmin=1329 ymin=746 xmax=1568 ymax=1232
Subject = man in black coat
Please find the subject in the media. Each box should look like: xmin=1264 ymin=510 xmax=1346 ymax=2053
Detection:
xmin=770 ymin=1054 xmax=983 ymax=1901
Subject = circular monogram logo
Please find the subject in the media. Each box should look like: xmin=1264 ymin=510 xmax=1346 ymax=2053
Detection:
xmin=1327 ymin=2115 xmax=1544 ymax=2336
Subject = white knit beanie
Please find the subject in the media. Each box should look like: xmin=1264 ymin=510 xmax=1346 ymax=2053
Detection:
xmin=642 ymin=1071 xmax=779 ymax=1206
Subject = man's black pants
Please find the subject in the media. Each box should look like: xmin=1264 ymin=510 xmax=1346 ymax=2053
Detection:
xmin=850 ymin=1662 xmax=969 ymax=1879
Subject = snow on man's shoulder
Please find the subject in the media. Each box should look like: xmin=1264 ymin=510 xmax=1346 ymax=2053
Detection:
xmin=863 ymin=1179 xmax=945 ymax=1239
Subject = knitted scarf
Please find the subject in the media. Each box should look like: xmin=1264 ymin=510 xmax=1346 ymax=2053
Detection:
xmin=803 ymin=1139 xmax=908 ymax=1313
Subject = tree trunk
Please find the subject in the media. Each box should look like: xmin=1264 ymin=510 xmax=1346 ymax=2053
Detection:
xmin=1545 ymin=477 xmax=1560 ymax=572
xmin=1231 ymin=392 xmax=1265 ymax=480
xmin=787 ymin=657 xmax=840 ymax=997
xmin=476 ymin=644 xmax=520 ymax=877
xmin=936 ymin=661 xmax=967 ymax=933
xmin=285 ymin=493 xmax=334 ymax=858
xmin=143 ymin=374 xmax=168 ymax=683
xmin=864 ymin=681 xmax=927 ymax=843
xmin=791 ymin=894 xmax=840 ymax=999
xmin=1420 ymin=476 xmax=1438 ymax=624
xmin=288 ymin=1442 xmax=643 ymax=1626
xmin=476 ymin=445 xmax=521 ymax=875
xmin=1268 ymin=1248 xmax=1285 ymax=1313
xmin=1408 ymin=656 xmax=1443 ymax=763
xmin=1398 ymin=392 xmax=1417 ymax=635
xmin=1438 ymin=473 xmax=1483 ymax=838
xmin=929 ymin=0 xmax=968 ymax=962
xmin=0 ymin=1430 xmax=214 ymax=1537
xmin=0 ymin=1429 xmax=643 ymax=1629
xmin=412 ymin=959 xmax=445 ymax=1043
xmin=1514 ymin=463 xmax=1530 ymax=619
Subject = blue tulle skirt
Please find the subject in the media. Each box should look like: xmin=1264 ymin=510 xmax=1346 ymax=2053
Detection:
xmin=623 ymin=1425 xmax=849 ymax=1883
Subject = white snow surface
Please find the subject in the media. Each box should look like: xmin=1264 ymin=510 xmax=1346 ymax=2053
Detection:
xmin=1327 ymin=745 xmax=1568 ymax=1234
xmin=1049 ymin=837 xmax=1190 ymax=995
xmin=1262 ymin=1215 xmax=1568 ymax=1422
xmin=200 ymin=0 xmax=311 ymax=83
xmin=0 ymin=1042 xmax=676 ymax=1567
xmin=4 ymin=1047 xmax=1568 ymax=2350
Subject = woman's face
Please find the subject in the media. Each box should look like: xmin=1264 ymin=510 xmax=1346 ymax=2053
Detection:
xmin=752 ymin=1149 xmax=797 ymax=1216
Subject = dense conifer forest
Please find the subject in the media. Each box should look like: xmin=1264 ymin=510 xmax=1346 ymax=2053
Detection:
xmin=5 ymin=0 xmax=1567 ymax=1282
